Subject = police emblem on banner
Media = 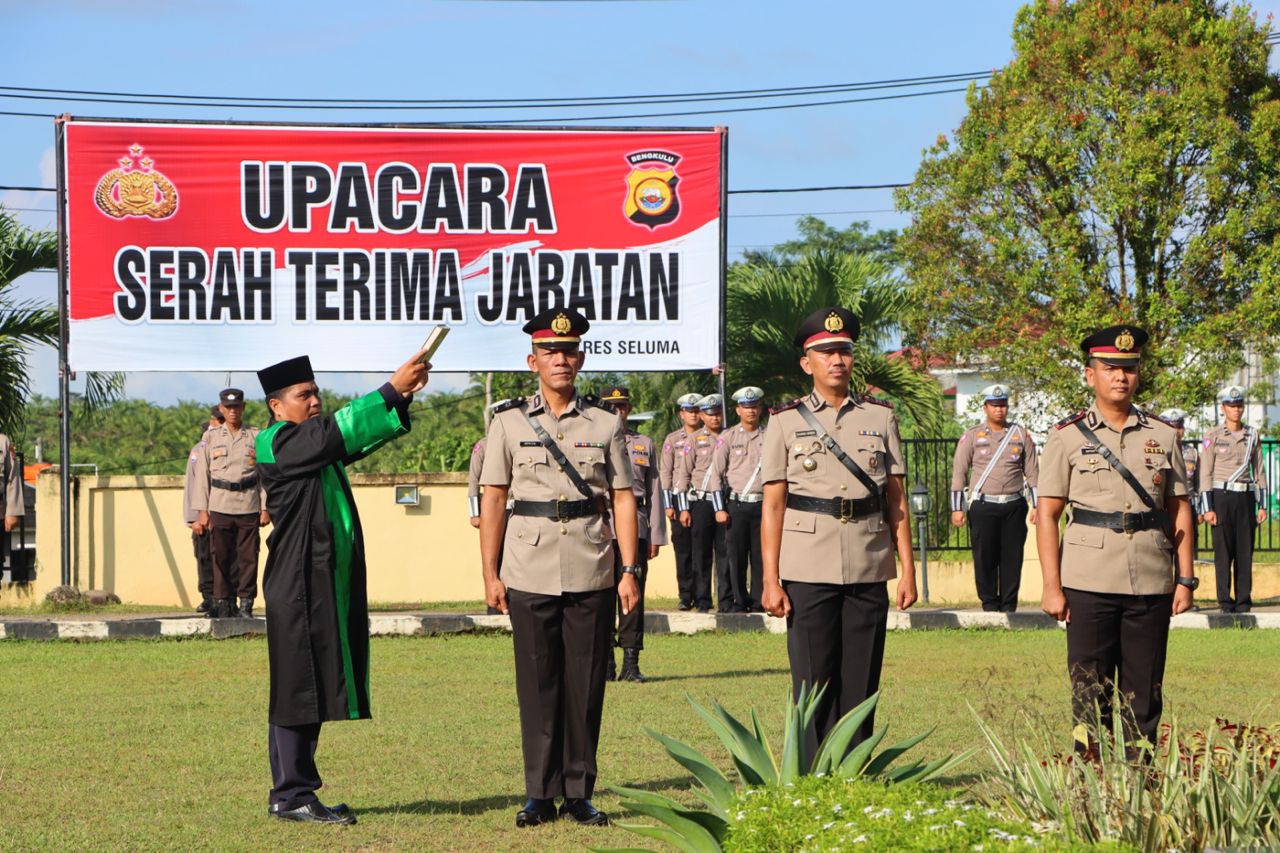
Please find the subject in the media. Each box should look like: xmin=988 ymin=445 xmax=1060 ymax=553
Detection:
xmin=624 ymin=150 xmax=681 ymax=229
xmin=94 ymin=144 xmax=178 ymax=220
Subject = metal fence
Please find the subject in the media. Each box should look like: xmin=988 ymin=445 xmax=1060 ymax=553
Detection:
xmin=901 ymin=437 xmax=1280 ymax=554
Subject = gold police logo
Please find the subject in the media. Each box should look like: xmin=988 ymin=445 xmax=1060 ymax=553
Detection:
xmin=550 ymin=312 xmax=572 ymax=335
xmin=624 ymin=150 xmax=682 ymax=230
xmin=824 ymin=312 xmax=844 ymax=333
xmin=1115 ymin=329 xmax=1135 ymax=351
xmin=94 ymin=145 xmax=177 ymax=220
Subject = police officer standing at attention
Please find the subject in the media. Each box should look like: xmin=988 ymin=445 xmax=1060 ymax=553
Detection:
xmin=675 ymin=394 xmax=731 ymax=611
xmin=184 ymin=405 xmax=225 ymax=615
xmin=599 ymin=386 xmax=666 ymax=682
xmin=479 ymin=307 xmax=639 ymax=829
xmin=0 ymin=431 xmax=27 ymax=561
xmin=467 ymin=438 xmax=486 ymax=529
xmin=192 ymin=389 xmax=271 ymax=618
xmin=660 ymin=393 xmax=703 ymax=610
xmin=1159 ymin=409 xmax=1200 ymax=550
xmin=949 ymin=384 xmax=1040 ymax=612
xmin=1199 ymin=385 xmax=1268 ymax=613
xmin=760 ymin=307 xmax=918 ymax=756
xmin=1037 ymin=326 xmax=1195 ymax=758
xmin=714 ymin=386 xmax=768 ymax=611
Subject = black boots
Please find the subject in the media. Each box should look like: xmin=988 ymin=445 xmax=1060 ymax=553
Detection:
xmin=605 ymin=651 xmax=617 ymax=682
xmin=617 ymin=648 xmax=646 ymax=683
xmin=212 ymin=598 xmax=235 ymax=618
xmin=238 ymin=598 xmax=254 ymax=618
xmin=196 ymin=595 xmax=212 ymax=616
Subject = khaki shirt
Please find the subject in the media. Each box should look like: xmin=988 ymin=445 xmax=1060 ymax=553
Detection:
xmin=1182 ymin=442 xmax=1200 ymax=487
xmin=467 ymin=439 xmax=485 ymax=518
xmin=189 ymin=424 xmax=264 ymax=515
xmin=480 ymin=392 xmax=633 ymax=595
xmin=950 ymin=423 xmax=1039 ymax=508
xmin=762 ymin=392 xmax=905 ymax=584
xmin=714 ymin=424 xmax=767 ymax=495
xmin=674 ymin=427 xmax=725 ymax=494
xmin=660 ymin=427 xmax=699 ymax=507
xmin=182 ymin=433 xmax=209 ymax=525
xmin=1039 ymin=404 xmax=1188 ymax=595
xmin=1198 ymin=425 xmax=1267 ymax=495
xmin=620 ymin=430 xmax=667 ymax=546
xmin=0 ymin=434 xmax=25 ymax=518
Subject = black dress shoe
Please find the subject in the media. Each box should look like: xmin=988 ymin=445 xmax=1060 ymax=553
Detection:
xmin=515 ymin=798 xmax=557 ymax=828
xmin=678 ymin=601 xmax=693 ymax=611
xmin=268 ymin=800 xmax=356 ymax=825
xmin=559 ymin=798 xmax=609 ymax=826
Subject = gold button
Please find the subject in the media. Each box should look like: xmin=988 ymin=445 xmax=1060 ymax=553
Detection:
xmin=526 ymin=457 xmax=533 ymax=463
xmin=557 ymin=433 xmax=564 ymax=440
xmin=560 ymin=495 xmax=567 ymax=501
xmin=840 ymin=517 xmax=848 ymax=524
xmin=840 ymin=484 xmax=847 ymax=491
xmin=1125 ymin=502 xmax=1131 ymax=510
xmin=560 ymin=526 xmax=567 ymax=535
xmin=835 ymin=425 xmax=841 ymax=430
xmin=794 ymin=520 xmax=800 ymax=526
xmin=517 ymin=532 xmax=524 ymax=539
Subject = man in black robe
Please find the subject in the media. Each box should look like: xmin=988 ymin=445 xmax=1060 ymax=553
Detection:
xmin=256 ymin=351 xmax=428 ymax=824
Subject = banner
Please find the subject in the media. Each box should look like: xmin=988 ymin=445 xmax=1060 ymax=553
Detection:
xmin=62 ymin=119 xmax=725 ymax=372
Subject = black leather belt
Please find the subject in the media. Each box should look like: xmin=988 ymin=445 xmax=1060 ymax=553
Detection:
xmin=511 ymin=496 xmax=607 ymax=521
xmin=786 ymin=493 xmax=881 ymax=521
xmin=211 ymin=475 xmax=258 ymax=492
xmin=1071 ymin=507 xmax=1168 ymax=533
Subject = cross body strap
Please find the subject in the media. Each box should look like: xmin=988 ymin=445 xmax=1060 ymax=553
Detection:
xmin=1226 ymin=428 xmax=1257 ymax=485
xmin=796 ymin=403 xmax=881 ymax=499
xmin=521 ymin=404 xmax=595 ymax=499
xmin=698 ymin=440 xmax=719 ymax=492
xmin=970 ymin=425 xmax=1018 ymax=500
xmin=1073 ymin=420 xmax=1156 ymax=511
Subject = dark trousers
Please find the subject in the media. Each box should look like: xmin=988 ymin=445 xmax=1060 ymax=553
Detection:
xmin=612 ymin=539 xmax=649 ymax=649
xmin=727 ymin=499 xmax=763 ymax=610
xmin=1064 ymin=588 xmax=1172 ymax=753
xmin=192 ymin=528 xmax=214 ymax=597
xmin=689 ymin=500 xmax=727 ymax=610
xmin=967 ymin=498 xmax=1027 ymax=612
xmin=671 ymin=515 xmax=695 ymax=607
xmin=1211 ymin=489 xmax=1255 ymax=611
xmin=210 ymin=511 xmax=261 ymax=600
xmin=507 ymin=587 xmax=614 ymax=800
xmin=268 ymin=722 xmax=322 ymax=810
xmin=783 ymin=581 xmax=889 ymax=759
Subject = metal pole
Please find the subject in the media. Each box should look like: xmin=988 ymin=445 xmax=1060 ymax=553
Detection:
xmin=918 ymin=516 xmax=930 ymax=604
xmin=717 ymin=126 xmax=728 ymax=407
xmin=55 ymin=115 xmax=72 ymax=588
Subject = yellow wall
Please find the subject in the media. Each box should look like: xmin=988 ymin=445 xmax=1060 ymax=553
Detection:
xmin=23 ymin=470 xmax=1280 ymax=608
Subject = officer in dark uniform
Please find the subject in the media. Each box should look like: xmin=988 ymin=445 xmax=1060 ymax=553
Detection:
xmin=1037 ymin=326 xmax=1195 ymax=757
xmin=760 ymin=306 xmax=919 ymax=756
xmin=599 ymin=386 xmax=666 ymax=682
xmin=479 ymin=308 xmax=640 ymax=828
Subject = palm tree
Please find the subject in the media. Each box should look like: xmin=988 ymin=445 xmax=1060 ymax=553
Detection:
xmin=0 ymin=207 xmax=122 ymax=436
xmin=725 ymin=250 xmax=944 ymax=434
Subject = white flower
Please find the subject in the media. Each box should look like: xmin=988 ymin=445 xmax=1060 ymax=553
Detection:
xmin=736 ymin=810 xmax=746 ymax=821
xmin=945 ymin=799 xmax=961 ymax=807
xmin=823 ymin=821 xmax=835 ymax=830
xmin=903 ymin=810 xmax=915 ymax=822
xmin=929 ymin=824 xmax=946 ymax=832
xmin=988 ymin=828 xmax=1016 ymax=841
xmin=852 ymin=834 xmax=868 ymax=844
xmin=922 ymin=808 xmax=940 ymax=816
xmin=804 ymin=833 xmax=814 ymax=841
xmin=831 ymin=804 xmax=843 ymax=813
xmin=962 ymin=804 xmax=976 ymax=812
xmin=863 ymin=805 xmax=876 ymax=814
xmin=793 ymin=799 xmax=803 ymax=806
xmin=954 ymin=819 xmax=967 ymax=827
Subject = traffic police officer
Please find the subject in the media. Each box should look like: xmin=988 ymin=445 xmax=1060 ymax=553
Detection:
xmin=949 ymin=384 xmax=1040 ymax=612
xmin=660 ymin=393 xmax=703 ymax=609
xmin=191 ymin=388 xmax=270 ymax=618
xmin=1199 ymin=385 xmax=1268 ymax=613
xmin=479 ymin=307 xmax=639 ymax=828
xmin=599 ymin=386 xmax=666 ymax=682
xmin=467 ymin=438 xmax=486 ymax=528
xmin=1037 ymin=326 xmax=1195 ymax=757
xmin=184 ymin=406 xmax=224 ymax=615
xmin=714 ymin=386 xmax=768 ymax=611
xmin=760 ymin=306 xmax=919 ymax=756
xmin=675 ymin=394 xmax=731 ymax=611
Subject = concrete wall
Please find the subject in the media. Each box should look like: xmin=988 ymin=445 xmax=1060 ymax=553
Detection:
xmin=13 ymin=470 xmax=1280 ymax=609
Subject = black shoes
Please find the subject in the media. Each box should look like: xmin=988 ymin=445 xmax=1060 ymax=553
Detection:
xmin=678 ymin=601 xmax=694 ymax=611
xmin=196 ymin=596 xmax=212 ymax=616
xmin=268 ymin=800 xmax=356 ymax=825
xmin=617 ymin=648 xmax=646 ymax=683
xmin=560 ymin=798 xmax=609 ymax=826
xmin=238 ymin=598 xmax=255 ymax=618
xmin=605 ymin=651 xmax=617 ymax=682
xmin=515 ymin=798 xmax=557 ymax=828
xmin=213 ymin=598 xmax=235 ymax=618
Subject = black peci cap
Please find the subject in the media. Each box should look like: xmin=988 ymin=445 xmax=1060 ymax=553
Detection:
xmin=258 ymin=355 xmax=315 ymax=395
xmin=793 ymin=306 xmax=860 ymax=350
xmin=1080 ymin=325 xmax=1147 ymax=366
xmin=522 ymin=307 xmax=590 ymax=351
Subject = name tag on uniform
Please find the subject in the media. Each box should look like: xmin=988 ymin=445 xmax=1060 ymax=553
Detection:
xmin=211 ymin=447 xmax=228 ymax=458
xmin=519 ymin=440 xmax=541 ymax=447
xmin=794 ymin=429 xmax=817 ymax=438
xmin=1080 ymin=445 xmax=1099 ymax=455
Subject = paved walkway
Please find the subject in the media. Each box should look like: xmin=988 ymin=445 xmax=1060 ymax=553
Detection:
xmin=1 ymin=606 xmax=1277 ymax=641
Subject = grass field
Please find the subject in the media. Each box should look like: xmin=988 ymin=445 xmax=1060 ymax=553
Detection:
xmin=0 ymin=629 xmax=1276 ymax=851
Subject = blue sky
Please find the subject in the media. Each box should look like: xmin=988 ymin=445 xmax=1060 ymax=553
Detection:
xmin=4 ymin=0 xmax=1278 ymax=405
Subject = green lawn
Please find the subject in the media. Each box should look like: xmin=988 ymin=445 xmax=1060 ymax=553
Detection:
xmin=0 ymin=629 xmax=1275 ymax=851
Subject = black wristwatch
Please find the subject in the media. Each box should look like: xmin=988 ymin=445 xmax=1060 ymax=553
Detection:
xmin=1175 ymin=576 xmax=1199 ymax=590
xmin=620 ymin=565 xmax=641 ymax=576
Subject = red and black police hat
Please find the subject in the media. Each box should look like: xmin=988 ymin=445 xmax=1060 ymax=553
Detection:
xmin=1080 ymin=325 xmax=1147 ymax=366
xmin=793 ymin=306 xmax=860 ymax=351
xmin=522 ymin=307 xmax=590 ymax=351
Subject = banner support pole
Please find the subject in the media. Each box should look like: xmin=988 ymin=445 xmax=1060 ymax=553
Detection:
xmin=55 ymin=115 xmax=72 ymax=588
xmin=717 ymin=127 xmax=729 ymax=408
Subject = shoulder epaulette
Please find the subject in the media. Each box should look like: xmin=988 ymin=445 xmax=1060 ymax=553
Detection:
xmin=491 ymin=397 xmax=525 ymax=414
xmin=1054 ymin=410 xmax=1088 ymax=430
xmin=770 ymin=397 xmax=804 ymax=415
xmin=582 ymin=393 xmax=610 ymax=410
xmin=862 ymin=394 xmax=893 ymax=409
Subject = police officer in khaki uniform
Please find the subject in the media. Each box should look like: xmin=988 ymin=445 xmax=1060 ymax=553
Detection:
xmin=675 ymin=394 xmax=731 ymax=611
xmin=760 ymin=307 xmax=918 ymax=757
xmin=1037 ymin=326 xmax=1195 ymax=757
xmin=1159 ymin=409 xmax=1200 ymax=553
xmin=1199 ymin=385 xmax=1268 ymax=613
xmin=191 ymin=388 xmax=270 ymax=618
xmin=949 ymin=384 xmax=1040 ymax=612
xmin=467 ymin=438 xmax=486 ymax=528
xmin=599 ymin=386 xmax=666 ymax=682
xmin=479 ymin=307 xmax=639 ymax=829
xmin=0 ymin=434 xmax=27 ymax=575
xmin=713 ymin=386 xmax=768 ymax=611
xmin=660 ymin=393 xmax=702 ymax=609
xmin=184 ymin=406 xmax=225 ymax=615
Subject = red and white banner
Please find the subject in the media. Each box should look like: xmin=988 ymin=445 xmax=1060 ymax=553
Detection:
xmin=63 ymin=119 xmax=725 ymax=372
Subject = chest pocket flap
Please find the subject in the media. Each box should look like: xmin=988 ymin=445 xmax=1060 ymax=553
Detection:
xmin=1070 ymin=450 xmax=1112 ymax=475
xmin=516 ymin=447 xmax=550 ymax=470
xmin=573 ymin=447 xmax=606 ymax=469
xmin=1064 ymin=523 xmax=1104 ymax=548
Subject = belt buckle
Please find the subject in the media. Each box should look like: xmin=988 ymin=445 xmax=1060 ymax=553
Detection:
xmin=1121 ymin=513 xmax=1138 ymax=537
xmin=839 ymin=498 xmax=855 ymax=523
xmin=554 ymin=498 xmax=570 ymax=523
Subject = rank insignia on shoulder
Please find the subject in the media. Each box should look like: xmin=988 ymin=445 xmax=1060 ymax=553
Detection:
xmin=1054 ymin=410 xmax=1087 ymax=430
xmin=490 ymin=397 xmax=526 ymax=413
xmin=770 ymin=398 xmax=804 ymax=415
xmin=862 ymin=394 xmax=893 ymax=408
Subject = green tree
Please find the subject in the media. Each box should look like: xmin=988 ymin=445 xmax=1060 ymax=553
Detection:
xmin=725 ymin=251 xmax=944 ymax=433
xmin=897 ymin=0 xmax=1280 ymax=414
xmin=739 ymin=217 xmax=898 ymax=267
xmin=0 ymin=209 xmax=59 ymax=434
